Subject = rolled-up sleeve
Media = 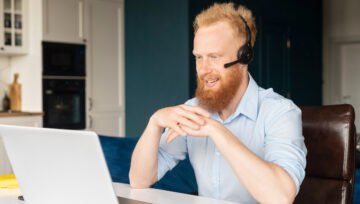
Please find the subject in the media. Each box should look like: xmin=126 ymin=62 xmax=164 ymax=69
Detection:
xmin=157 ymin=128 xmax=188 ymax=180
xmin=264 ymin=102 xmax=307 ymax=194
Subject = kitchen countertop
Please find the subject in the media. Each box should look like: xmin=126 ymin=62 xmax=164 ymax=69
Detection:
xmin=0 ymin=111 xmax=44 ymax=117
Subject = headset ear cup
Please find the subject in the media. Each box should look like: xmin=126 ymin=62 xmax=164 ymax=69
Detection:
xmin=237 ymin=43 xmax=254 ymax=64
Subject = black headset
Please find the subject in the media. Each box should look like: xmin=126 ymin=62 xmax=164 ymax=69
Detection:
xmin=224 ymin=15 xmax=254 ymax=68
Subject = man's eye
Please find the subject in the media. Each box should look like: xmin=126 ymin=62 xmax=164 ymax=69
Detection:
xmin=195 ymin=56 xmax=202 ymax=60
xmin=210 ymin=55 xmax=219 ymax=59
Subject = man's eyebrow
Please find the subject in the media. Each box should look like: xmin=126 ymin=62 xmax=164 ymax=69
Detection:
xmin=192 ymin=51 xmax=221 ymax=56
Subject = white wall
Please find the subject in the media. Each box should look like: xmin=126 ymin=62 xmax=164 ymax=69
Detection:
xmin=0 ymin=0 xmax=42 ymax=111
xmin=0 ymin=57 xmax=12 ymax=96
xmin=323 ymin=0 xmax=360 ymax=105
xmin=323 ymin=0 xmax=360 ymax=134
xmin=325 ymin=0 xmax=360 ymax=38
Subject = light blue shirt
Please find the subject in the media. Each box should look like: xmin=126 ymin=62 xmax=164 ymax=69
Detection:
xmin=157 ymin=74 xmax=307 ymax=204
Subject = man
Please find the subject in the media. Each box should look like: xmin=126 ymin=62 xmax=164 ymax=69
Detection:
xmin=129 ymin=3 xmax=306 ymax=204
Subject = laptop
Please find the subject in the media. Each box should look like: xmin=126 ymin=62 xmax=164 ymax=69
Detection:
xmin=0 ymin=125 xmax=150 ymax=204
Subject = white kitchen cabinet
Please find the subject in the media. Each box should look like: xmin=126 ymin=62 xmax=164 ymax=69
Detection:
xmin=0 ymin=0 xmax=28 ymax=55
xmin=43 ymin=0 xmax=86 ymax=44
xmin=85 ymin=0 xmax=125 ymax=137
xmin=42 ymin=0 xmax=125 ymax=136
xmin=0 ymin=114 xmax=43 ymax=175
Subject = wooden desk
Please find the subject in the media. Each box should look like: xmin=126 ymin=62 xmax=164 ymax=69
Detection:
xmin=0 ymin=182 xmax=238 ymax=204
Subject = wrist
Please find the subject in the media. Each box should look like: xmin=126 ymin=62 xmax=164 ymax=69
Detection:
xmin=208 ymin=121 xmax=226 ymax=140
xmin=208 ymin=126 xmax=219 ymax=140
xmin=148 ymin=115 xmax=164 ymax=134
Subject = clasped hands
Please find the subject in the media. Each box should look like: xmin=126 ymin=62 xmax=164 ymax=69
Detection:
xmin=150 ymin=104 xmax=221 ymax=143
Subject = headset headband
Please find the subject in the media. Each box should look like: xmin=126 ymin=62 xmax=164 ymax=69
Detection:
xmin=223 ymin=15 xmax=254 ymax=68
xmin=239 ymin=15 xmax=251 ymax=46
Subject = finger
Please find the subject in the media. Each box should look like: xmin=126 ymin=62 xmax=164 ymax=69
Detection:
xmin=181 ymin=125 xmax=205 ymax=138
xmin=165 ymin=128 xmax=181 ymax=142
xmin=166 ymin=128 xmax=180 ymax=143
xmin=167 ymin=126 xmax=183 ymax=143
xmin=176 ymin=117 xmax=200 ymax=130
xmin=165 ymin=128 xmax=174 ymax=141
xmin=175 ymin=107 xmax=207 ymax=126
xmin=179 ymin=105 xmax=210 ymax=118
xmin=180 ymin=125 xmax=194 ymax=136
xmin=171 ymin=123 xmax=187 ymax=137
xmin=167 ymin=133 xmax=181 ymax=143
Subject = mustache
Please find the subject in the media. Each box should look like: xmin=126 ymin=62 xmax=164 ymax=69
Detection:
xmin=198 ymin=74 xmax=221 ymax=81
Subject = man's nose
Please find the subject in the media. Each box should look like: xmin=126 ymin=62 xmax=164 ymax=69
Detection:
xmin=197 ymin=58 xmax=212 ymax=76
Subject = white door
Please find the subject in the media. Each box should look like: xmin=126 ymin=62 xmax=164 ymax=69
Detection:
xmin=340 ymin=42 xmax=360 ymax=132
xmin=86 ymin=0 xmax=125 ymax=137
xmin=43 ymin=0 xmax=85 ymax=44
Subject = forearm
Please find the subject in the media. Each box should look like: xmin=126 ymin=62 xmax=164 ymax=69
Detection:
xmin=129 ymin=117 xmax=163 ymax=188
xmin=129 ymin=104 xmax=209 ymax=188
xmin=210 ymin=127 xmax=296 ymax=204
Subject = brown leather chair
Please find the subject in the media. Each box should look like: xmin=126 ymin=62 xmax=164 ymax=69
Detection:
xmin=294 ymin=104 xmax=357 ymax=204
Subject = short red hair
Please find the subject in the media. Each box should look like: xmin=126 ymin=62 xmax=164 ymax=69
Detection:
xmin=193 ymin=2 xmax=257 ymax=47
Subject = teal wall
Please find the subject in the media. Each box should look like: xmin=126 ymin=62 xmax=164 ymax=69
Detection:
xmin=125 ymin=0 xmax=189 ymax=136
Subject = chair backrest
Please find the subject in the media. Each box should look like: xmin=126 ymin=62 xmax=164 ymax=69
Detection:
xmin=294 ymin=104 xmax=357 ymax=204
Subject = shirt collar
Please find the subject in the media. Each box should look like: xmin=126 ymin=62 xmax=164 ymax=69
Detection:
xmin=223 ymin=73 xmax=259 ymax=123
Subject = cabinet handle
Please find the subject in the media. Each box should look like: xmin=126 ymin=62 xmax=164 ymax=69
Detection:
xmin=343 ymin=95 xmax=351 ymax=99
xmin=79 ymin=1 xmax=84 ymax=39
xmin=88 ymin=97 xmax=93 ymax=111
xmin=44 ymin=0 xmax=49 ymax=34
xmin=88 ymin=115 xmax=93 ymax=129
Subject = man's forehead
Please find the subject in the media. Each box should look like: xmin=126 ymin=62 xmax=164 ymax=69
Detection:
xmin=193 ymin=21 xmax=242 ymax=54
xmin=195 ymin=21 xmax=235 ymax=38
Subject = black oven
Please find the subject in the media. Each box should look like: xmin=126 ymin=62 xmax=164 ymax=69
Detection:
xmin=43 ymin=42 xmax=85 ymax=76
xmin=43 ymin=79 xmax=85 ymax=129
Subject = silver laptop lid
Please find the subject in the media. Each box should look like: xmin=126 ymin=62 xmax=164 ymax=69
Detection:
xmin=0 ymin=125 xmax=119 ymax=204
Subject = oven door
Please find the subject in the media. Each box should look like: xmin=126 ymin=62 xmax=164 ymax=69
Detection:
xmin=43 ymin=79 xmax=85 ymax=129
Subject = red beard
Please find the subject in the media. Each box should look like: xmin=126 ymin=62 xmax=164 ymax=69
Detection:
xmin=195 ymin=68 xmax=241 ymax=113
